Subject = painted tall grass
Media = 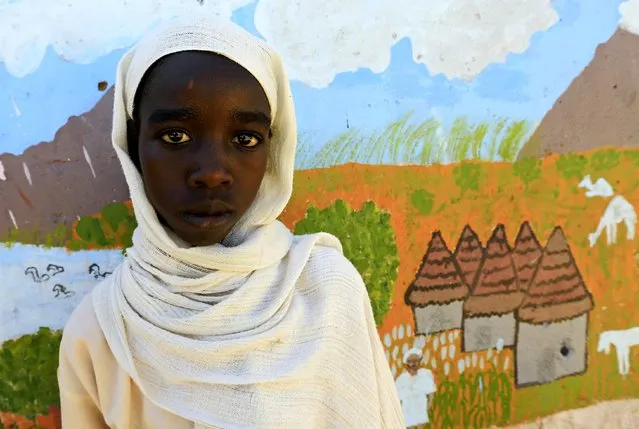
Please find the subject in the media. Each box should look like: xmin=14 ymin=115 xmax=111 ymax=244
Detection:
xmin=295 ymin=114 xmax=534 ymax=169
xmin=382 ymin=325 xmax=514 ymax=429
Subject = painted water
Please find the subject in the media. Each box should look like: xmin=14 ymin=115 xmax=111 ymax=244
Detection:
xmin=0 ymin=244 xmax=123 ymax=343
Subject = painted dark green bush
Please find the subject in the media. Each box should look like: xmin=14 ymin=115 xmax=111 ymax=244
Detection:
xmin=590 ymin=149 xmax=621 ymax=172
xmin=294 ymin=200 xmax=399 ymax=326
xmin=75 ymin=216 xmax=111 ymax=247
xmin=453 ymin=162 xmax=482 ymax=195
xmin=101 ymin=202 xmax=130 ymax=233
xmin=513 ymin=157 xmax=542 ymax=190
xmin=69 ymin=202 xmax=137 ymax=251
xmin=411 ymin=189 xmax=436 ymax=215
xmin=555 ymin=153 xmax=588 ymax=180
xmin=0 ymin=328 xmax=62 ymax=419
xmin=119 ymin=214 xmax=138 ymax=251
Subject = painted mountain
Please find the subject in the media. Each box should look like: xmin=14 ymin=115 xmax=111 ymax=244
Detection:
xmin=518 ymin=28 xmax=639 ymax=158
xmin=0 ymin=87 xmax=128 ymax=239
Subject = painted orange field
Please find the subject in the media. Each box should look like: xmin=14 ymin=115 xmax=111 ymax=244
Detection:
xmin=279 ymin=152 xmax=639 ymax=424
xmin=0 ymin=406 xmax=60 ymax=429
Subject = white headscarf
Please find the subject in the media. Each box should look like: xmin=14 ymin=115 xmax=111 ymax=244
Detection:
xmin=92 ymin=18 xmax=404 ymax=429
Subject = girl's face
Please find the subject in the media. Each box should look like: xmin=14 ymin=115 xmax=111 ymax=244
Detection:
xmin=131 ymin=51 xmax=271 ymax=246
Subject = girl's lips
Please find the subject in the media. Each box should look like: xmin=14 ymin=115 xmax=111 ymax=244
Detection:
xmin=182 ymin=211 xmax=234 ymax=229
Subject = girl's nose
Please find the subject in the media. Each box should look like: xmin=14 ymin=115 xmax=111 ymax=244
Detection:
xmin=186 ymin=143 xmax=233 ymax=189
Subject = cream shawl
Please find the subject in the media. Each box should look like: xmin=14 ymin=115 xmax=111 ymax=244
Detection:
xmin=92 ymin=18 xmax=404 ymax=429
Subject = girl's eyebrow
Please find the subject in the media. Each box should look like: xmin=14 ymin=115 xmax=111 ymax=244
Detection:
xmin=233 ymin=110 xmax=272 ymax=128
xmin=147 ymin=107 xmax=199 ymax=124
xmin=146 ymin=107 xmax=271 ymax=128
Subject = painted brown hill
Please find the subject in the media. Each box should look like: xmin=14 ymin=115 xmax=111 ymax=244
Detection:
xmin=0 ymin=87 xmax=128 ymax=240
xmin=518 ymin=28 xmax=639 ymax=159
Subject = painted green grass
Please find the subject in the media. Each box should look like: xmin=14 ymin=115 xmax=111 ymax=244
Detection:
xmin=0 ymin=224 xmax=70 ymax=249
xmin=295 ymin=114 xmax=534 ymax=169
xmin=431 ymin=367 xmax=512 ymax=429
xmin=0 ymin=328 xmax=62 ymax=419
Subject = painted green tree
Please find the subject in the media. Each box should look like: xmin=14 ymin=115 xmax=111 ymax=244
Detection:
xmin=591 ymin=149 xmax=621 ymax=172
xmin=555 ymin=153 xmax=588 ymax=180
xmin=294 ymin=200 xmax=399 ymax=326
xmin=453 ymin=162 xmax=483 ymax=195
xmin=623 ymin=150 xmax=639 ymax=167
xmin=411 ymin=188 xmax=436 ymax=215
xmin=513 ymin=157 xmax=542 ymax=191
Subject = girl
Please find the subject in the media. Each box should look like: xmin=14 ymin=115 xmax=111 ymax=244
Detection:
xmin=57 ymin=18 xmax=404 ymax=429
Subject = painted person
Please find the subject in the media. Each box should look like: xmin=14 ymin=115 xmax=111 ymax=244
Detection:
xmin=57 ymin=18 xmax=404 ymax=429
xmin=395 ymin=348 xmax=437 ymax=428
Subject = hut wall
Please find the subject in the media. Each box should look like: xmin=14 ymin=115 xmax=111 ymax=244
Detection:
xmin=413 ymin=301 xmax=463 ymax=335
xmin=463 ymin=313 xmax=516 ymax=352
xmin=515 ymin=314 xmax=589 ymax=387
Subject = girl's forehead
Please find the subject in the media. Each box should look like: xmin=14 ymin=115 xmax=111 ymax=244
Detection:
xmin=135 ymin=51 xmax=270 ymax=115
xmin=146 ymin=52 xmax=246 ymax=84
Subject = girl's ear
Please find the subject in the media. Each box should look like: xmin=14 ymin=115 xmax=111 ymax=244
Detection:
xmin=126 ymin=119 xmax=142 ymax=173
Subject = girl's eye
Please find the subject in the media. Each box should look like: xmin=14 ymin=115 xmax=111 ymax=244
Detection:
xmin=232 ymin=134 xmax=262 ymax=148
xmin=161 ymin=130 xmax=191 ymax=144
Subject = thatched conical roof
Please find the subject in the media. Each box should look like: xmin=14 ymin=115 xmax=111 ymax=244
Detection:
xmin=405 ymin=231 xmax=469 ymax=307
xmin=518 ymin=227 xmax=594 ymax=324
xmin=464 ymin=225 xmax=523 ymax=317
xmin=513 ymin=221 xmax=543 ymax=290
xmin=453 ymin=225 xmax=484 ymax=287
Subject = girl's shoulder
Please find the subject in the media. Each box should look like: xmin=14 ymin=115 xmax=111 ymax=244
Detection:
xmin=298 ymin=242 xmax=367 ymax=298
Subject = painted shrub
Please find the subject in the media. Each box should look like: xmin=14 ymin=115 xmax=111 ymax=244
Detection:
xmin=294 ymin=199 xmax=400 ymax=326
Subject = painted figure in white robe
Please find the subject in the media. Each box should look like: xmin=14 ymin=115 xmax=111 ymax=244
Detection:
xmin=395 ymin=347 xmax=437 ymax=428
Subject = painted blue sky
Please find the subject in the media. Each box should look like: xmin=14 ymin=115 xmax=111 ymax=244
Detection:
xmin=0 ymin=0 xmax=625 ymax=156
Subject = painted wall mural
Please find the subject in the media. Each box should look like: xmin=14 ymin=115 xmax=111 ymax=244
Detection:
xmin=2 ymin=0 xmax=639 ymax=427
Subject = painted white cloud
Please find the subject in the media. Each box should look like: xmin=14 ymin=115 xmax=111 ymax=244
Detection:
xmin=1 ymin=0 xmax=558 ymax=86
xmin=0 ymin=0 xmax=252 ymax=78
xmin=620 ymin=0 xmax=639 ymax=35
xmin=255 ymin=0 xmax=559 ymax=87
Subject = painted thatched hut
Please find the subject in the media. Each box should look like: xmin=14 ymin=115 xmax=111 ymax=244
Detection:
xmin=463 ymin=225 xmax=524 ymax=352
xmin=513 ymin=221 xmax=543 ymax=290
xmin=453 ymin=225 xmax=484 ymax=287
xmin=405 ymin=231 xmax=469 ymax=335
xmin=515 ymin=226 xmax=594 ymax=387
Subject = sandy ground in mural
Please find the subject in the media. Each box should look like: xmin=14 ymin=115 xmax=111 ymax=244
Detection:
xmin=499 ymin=399 xmax=639 ymax=429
